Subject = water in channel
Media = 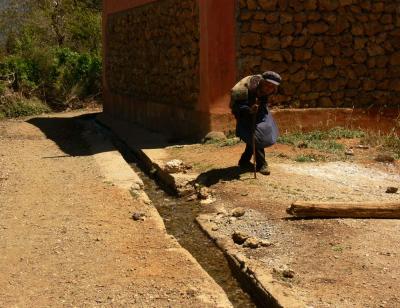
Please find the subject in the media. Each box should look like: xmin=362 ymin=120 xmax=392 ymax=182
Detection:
xmin=134 ymin=166 xmax=256 ymax=307
xmin=98 ymin=121 xmax=257 ymax=307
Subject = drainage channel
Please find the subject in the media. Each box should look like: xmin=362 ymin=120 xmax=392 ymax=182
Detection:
xmin=135 ymin=169 xmax=256 ymax=308
xmin=107 ymin=134 xmax=257 ymax=307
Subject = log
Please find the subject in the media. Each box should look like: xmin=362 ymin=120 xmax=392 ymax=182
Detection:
xmin=287 ymin=201 xmax=400 ymax=219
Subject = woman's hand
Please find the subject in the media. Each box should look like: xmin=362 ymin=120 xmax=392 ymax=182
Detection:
xmin=250 ymin=104 xmax=259 ymax=114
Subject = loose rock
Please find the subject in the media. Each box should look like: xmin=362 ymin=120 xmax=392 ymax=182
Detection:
xmin=386 ymin=187 xmax=398 ymax=194
xmin=282 ymin=269 xmax=295 ymax=278
xmin=274 ymin=266 xmax=295 ymax=279
xmin=297 ymin=141 xmax=308 ymax=149
xmin=202 ymin=131 xmax=227 ymax=144
xmin=132 ymin=212 xmax=146 ymax=221
xmin=164 ymin=159 xmax=190 ymax=173
xmin=232 ymin=207 xmax=246 ymax=218
xmin=375 ymin=154 xmax=395 ymax=163
xmin=243 ymin=237 xmax=260 ymax=249
xmin=229 ymin=217 xmax=237 ymax=224
xmin=186 ymin=194 xmax=197 ymax=202
xmin=260 ymin=240 xmax=273 ymax=247
xmin=232 ymin=231 xmax=249 ymax=245
xmin=198 ymin=187 xmax=211 ymax=200
xmin=345 ymin=149 xmax=354 ymax=156
xmin=200 ymin=197 xmax=215 ymax=205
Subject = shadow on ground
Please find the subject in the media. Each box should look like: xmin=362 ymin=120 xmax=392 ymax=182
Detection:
xmin=196 ymin=166 xmax=249 ymax=186
xmin=28 ymin=112 xmax=198 ymax=158
xmin=27 ymin=113 xmax=113 ymax=157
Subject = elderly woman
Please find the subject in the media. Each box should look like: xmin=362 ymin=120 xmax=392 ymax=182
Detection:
xmin=231 ymin=71 xmax=281 ymax=175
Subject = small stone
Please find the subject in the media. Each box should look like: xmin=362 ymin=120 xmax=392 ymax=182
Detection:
xmin=202 ymin=131 xmax=227 ymax=144
xmin=132 ymin=212 xmax=146 ymax=221
xmin=232 ymin=231 xmax=249 ymax=245
xmin=229 ymin=217 xmax=237 ymax=224
xmin=198 ymin=187 xmax=210 ymax=200
xmin=345 ymin=149 xmax=354 ymax=156
xmin=216 ymin=206 xmax=228 ymax=216
xmin=200 ymin=197 xmax=215 ymax=205
xmin=243 ymin=237 xmax=260 ymax=249
xmin=282 ymin=269 xmax=295 ymax=278
xmin=232 ymin=207 xmax=246 ymax=218
xmin=274 ymin=266 xmax=295 ymax=278
xmin=186 ymin=194 xmax=197 ymax=202
xmin=297 ymin=141 xmax=308 ymax=149
xmin=164 ymin=159 xmax=188 ymax=174
xmin=386 ymin=187 xmax=398 ymax=194
xmin=356 ymin=145 xmax=369 ymax=149
xmin=375 ymin=154 xmax=395 ymax=163
xmin=260 ymin=240 xmax=273 ymax=247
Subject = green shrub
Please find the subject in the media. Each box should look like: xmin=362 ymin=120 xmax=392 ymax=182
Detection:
xmin=0 ymin=47 xmax=101 ymax=108
xmin=54 ymin=48 xmax=101 ymax=99
xmin=0 ymin=82 xmax=6 ymax=96
xmin=0 ymin=0 xmax=102 ymax=109
xmin=0 ymin=96 xmax=50 ymax=118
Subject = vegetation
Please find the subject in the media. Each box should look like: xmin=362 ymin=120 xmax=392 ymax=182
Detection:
xmin=279 ymin=126 xmax=400 ymax=161
xmin=0 ymin=0 xmax=102 ymax=118
xmin=0 ymin=96 xmax=50 ymax=118
xmin=361 ymin=131 xmax=400 ymax=159
xmin=278 ymin=127 xmax=366 ymax=154
xmin=294 ymin=154 xmax=327 ymax=163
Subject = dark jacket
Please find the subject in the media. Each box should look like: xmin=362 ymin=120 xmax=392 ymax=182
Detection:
xmin=231 ymin=75 xmax=279 ymax=148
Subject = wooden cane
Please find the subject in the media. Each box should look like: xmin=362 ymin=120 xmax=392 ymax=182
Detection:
xmin=252 ymin=100 xmax=259 ymax=179
xmin=252 ymin=121 xmax=257 ymax=179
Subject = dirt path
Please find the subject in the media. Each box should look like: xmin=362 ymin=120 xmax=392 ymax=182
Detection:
xmin=0 ymin=112 xmax=230 ymax=307
xmin=164 ymin=142 xmax=400 ymax=307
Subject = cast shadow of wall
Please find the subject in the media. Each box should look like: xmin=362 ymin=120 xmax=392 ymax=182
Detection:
xmin=27 ymin=113 xmax=113 ymax=157
xmin=28 ymin=112 xmax=201 ymax=159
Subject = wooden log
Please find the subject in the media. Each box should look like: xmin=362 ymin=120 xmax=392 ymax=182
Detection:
xmin=287 ymin=201 xmax=400 ymax=219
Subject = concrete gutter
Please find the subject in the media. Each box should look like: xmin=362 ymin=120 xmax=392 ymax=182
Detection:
xmin=96 ymin=114 xmax=306 ymax=307
xmin=80 ymin=117 xmax=232 ymax=307
xmin=97 ymin=114 xmax=199 ymax=196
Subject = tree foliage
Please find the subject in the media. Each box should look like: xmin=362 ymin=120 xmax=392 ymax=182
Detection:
xmin=0 ymin=0 xmax=102 ymax=112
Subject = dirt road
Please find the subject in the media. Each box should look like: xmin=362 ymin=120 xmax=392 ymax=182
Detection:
xmin=0 ymin=112 xmax=231 ymax=307
xmin=166 ymin=141 xmax=400 ymax=308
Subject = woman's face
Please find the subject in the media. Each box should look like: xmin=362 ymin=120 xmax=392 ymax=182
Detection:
xmin=257 ymin=80 xmax=278 ymax=97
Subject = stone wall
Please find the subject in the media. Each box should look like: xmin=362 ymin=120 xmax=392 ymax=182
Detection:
xmin=106 ymin=0 xmax=199 ymax=109
xmin=238 ymin=0 xmax=400 ymax=109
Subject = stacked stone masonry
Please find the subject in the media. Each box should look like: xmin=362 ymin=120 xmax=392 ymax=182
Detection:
xmin=106 ymin=0 xmax=199 ymax=109
xmin=238 ymin=0 xmax=400 ymax=108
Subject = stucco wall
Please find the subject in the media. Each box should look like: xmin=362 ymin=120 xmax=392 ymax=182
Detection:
xmin=237 ymin=0 xmax=400 ymax=109
xmin=105 ymin=0 xmax=200 ymax=110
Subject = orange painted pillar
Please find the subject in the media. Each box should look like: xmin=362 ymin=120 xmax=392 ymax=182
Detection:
xmin=103 ymin=0 xmax=237 ymax=135
xmin=199 ymin=0 xmax=237 ymax=115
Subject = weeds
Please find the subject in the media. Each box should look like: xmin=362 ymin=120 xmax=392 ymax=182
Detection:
xmin=361 ymin=131 xmax=400 ymax=159
xmin=219 ymin=138 xmax=241 ymax=147
xmin=295 ymin=154 xmax=327 ymax=163
xmin=332 ymin=245 xmax=343 ymax=252
xmin=204 ymin=137 xmax=241 ymax=147
xmin=0 ymin=95 xmax=50 ymax=118
xmin=278 ymin=127 xmax=365 ymax=154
